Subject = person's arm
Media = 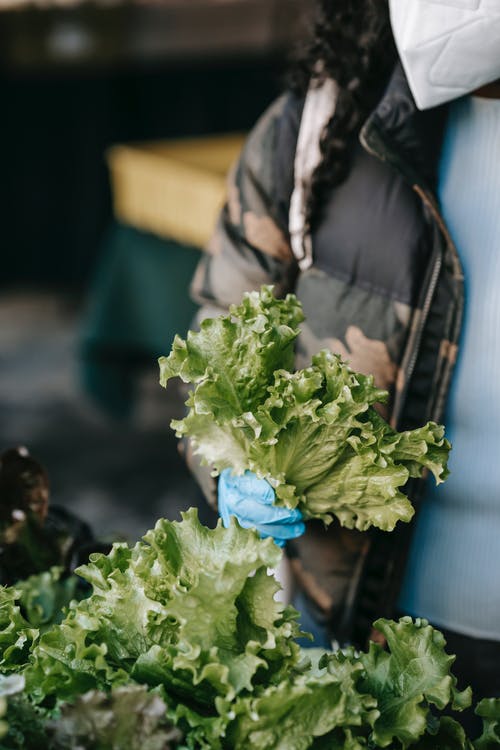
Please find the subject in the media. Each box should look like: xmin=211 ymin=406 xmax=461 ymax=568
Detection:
xmin=186 ymin=94 xmax=300 ymax=508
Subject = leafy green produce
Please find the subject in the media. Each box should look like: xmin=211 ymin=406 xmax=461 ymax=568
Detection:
xmin=48 ymin=685 xmax=182 ymax=750
xmin=0 ymin=699 xmax=6 ymax=743
xmin=358 ymin=617 xmax=471 ymax=748
xmin=0 ymin=679 xmax=182 ymax=750
xmin=15 ymin=568 xmax=82 ymax=632
xmin=0 ymin=676 xmax=24 ymax=744
xmin=159 ymin=286 xmax=450 ymax=531
xmin=0 ymin=698 xmax=48 ymax=749
xmin=227 ymin=650 xmax=378 ymax=750
xmin=22 ymin=510 xmax=301 ymax=744
xmin=0 ymin=568 xmax=85 ymax=676
xmin=474 ymin=698 xmax=500 ymax=750
xmin=0 ymin=511 xmax=496 ymax=749
xmin=0 ymin=586 xmax=38 ymax=674
xmin=406 ymin=716 xmax=472 ymax=750
xmin=0 ymin=673 xmax=52 ymax=749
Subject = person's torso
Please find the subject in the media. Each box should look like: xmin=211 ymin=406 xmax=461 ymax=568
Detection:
xmin=294 ymin=138 xmax=430 ymax=418
xmin=399 ymin=94 xmax=500 ymax=639
xmin=218 ymin=71 xmax=464 ymax=642
xmin=272 ymin=82 xmax=459 ymax=640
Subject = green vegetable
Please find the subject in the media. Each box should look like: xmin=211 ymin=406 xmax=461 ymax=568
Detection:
xmin=409 ymin=716 xmax=473 ymax=750
xmin=0 ymin=676 xmax=24 ymax=744
xmin=358 ymin=617 xmax=471 ymax=748
xmin=22 ymin=510 xmax=301 ymax=744
xmin=227 ymin=650 xmax=378 ymax=750
xmin=474 ymin=698 xmax=500 ymax=750
xmin=15 ymin=568 xmax=82 ymax=632
xmin=0 ymin=586 xmax=38 ymax=674
xmin=48 ymin=685 xmax=182 ymax=750
xmin=0 ymin=681 xmax=182 ymax=750
xmin=0 ymin=568 xmax=85 ymax=677
xmin=159 ymin=286 xmax=450 ymax=531
xmin=0 ymin=673 xmax=51 ymax=749
xmin=0 ymin=511 xmax=495 ymax=749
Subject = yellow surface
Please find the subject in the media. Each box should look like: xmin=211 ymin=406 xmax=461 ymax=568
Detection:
xmin=107 ymin=134 xmax=245 ymax=249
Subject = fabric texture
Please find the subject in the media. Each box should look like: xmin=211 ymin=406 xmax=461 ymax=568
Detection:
xmin=389 ymin=0 xmax=500 ymax=109
xmin=399 ymin=95 xmax=500 ymax=640
xmin=289 ymin=77 xmax=337 ymax=269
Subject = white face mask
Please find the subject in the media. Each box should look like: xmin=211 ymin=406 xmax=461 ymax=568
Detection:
xmin=389 ymin=0 xmax=500 ymax=110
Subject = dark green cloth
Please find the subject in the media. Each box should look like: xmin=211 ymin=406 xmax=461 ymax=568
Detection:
xmin=81 ymin=222 xmax=200 ymax=417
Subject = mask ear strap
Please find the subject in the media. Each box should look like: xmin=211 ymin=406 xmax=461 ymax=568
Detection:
xmin=289 ymin=78 xmax=337 ymax=271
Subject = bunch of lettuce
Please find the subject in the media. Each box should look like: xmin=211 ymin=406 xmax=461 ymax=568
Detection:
xmin=228 ymin=616 xmax=474 ymax=750
xmin=0 ymin=511 xmax=497 ymax=749
xmin=0 ymin=567 xmax=84 ymax=678
xmin=10 ymin=510 xmax=302 ymax=747
xmin=159 ymin=286 xmax=450 ymax=531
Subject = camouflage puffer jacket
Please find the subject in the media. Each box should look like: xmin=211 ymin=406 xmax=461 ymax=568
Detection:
xmin=188 ymin=62 xmax=464 ymax=648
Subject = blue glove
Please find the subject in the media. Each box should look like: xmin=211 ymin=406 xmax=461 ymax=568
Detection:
xmin=218 ymin=468 xmax=305 ymax=547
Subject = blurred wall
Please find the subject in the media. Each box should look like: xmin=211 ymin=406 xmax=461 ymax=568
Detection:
xmin=0 ymin=0 xmax=309 ymax=287
xmin=0 ymin=61 xmax=283 ymax=286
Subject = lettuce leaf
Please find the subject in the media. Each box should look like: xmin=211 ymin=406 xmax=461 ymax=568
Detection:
xmin=410 ymin=716 xmax=473 ymax=750
xmin=0 ymin=567 xmax=86 ymax=681
xmin=15 ymin=568 xmax=82 ymax=632
xmin=226 ymin=650 xmax=378 ymax=750
xmin=25 ymin=509 xmax=301 ymax=716
xmin=161 ymin=286 xmax=303 ymax=426
xmin=359 ymin=617 xmax=472 ymax=748
xmin=227 ymin=670 xmax=374 ymax=750
xmin=48 ymin=685 xmax=182 ymax=750
xmin=0 ymin=587 xmax=39 ymax=674
xmin=0 ymin=511 xmax=495 ymax=749
xmin=474 ymin=698 xmax=500 ymax=750
xmin=0 ymin=676 xmax=50 ymax=750
xmin=160 ymin=286 xmax=450 ymax=531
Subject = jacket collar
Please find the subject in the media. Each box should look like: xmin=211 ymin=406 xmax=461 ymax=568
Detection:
xmin=360 ymin=62 xmax=448 ymax=193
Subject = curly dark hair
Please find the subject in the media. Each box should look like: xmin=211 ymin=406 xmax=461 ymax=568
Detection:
xmin=289 ymin=0 xmax=397 ymax=231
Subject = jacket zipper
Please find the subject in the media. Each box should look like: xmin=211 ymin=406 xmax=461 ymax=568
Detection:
xmin=411 ymin=184 xmax=464 ymax=424
xmin=398 ymin=236 xmax=442 ymax=425
xmin=359 ymin=126 xmax=461 ymax=427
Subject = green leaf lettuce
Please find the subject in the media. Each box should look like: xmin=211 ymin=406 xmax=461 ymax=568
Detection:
xmin=25 ymin=510 xmax=301 ymax=717
xmin=160 ymin=286 xmax=450 ymax=531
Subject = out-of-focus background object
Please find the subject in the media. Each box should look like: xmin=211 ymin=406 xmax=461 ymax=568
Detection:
xmin=78 ymin=133 xmax=245 ymax=419
xmin=0 ymin=0 xmax=310 ymax=540
xmin=1 ymin=0 xmax=309 ymax=286
xmin=0 ymin=0 xmax=306 ymax=70
xmin=107 ymin=134 xmax=245 ymax=248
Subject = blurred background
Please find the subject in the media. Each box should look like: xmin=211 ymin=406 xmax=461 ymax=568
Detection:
xmin=0 ymin=0 xmax=310 ymax=541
